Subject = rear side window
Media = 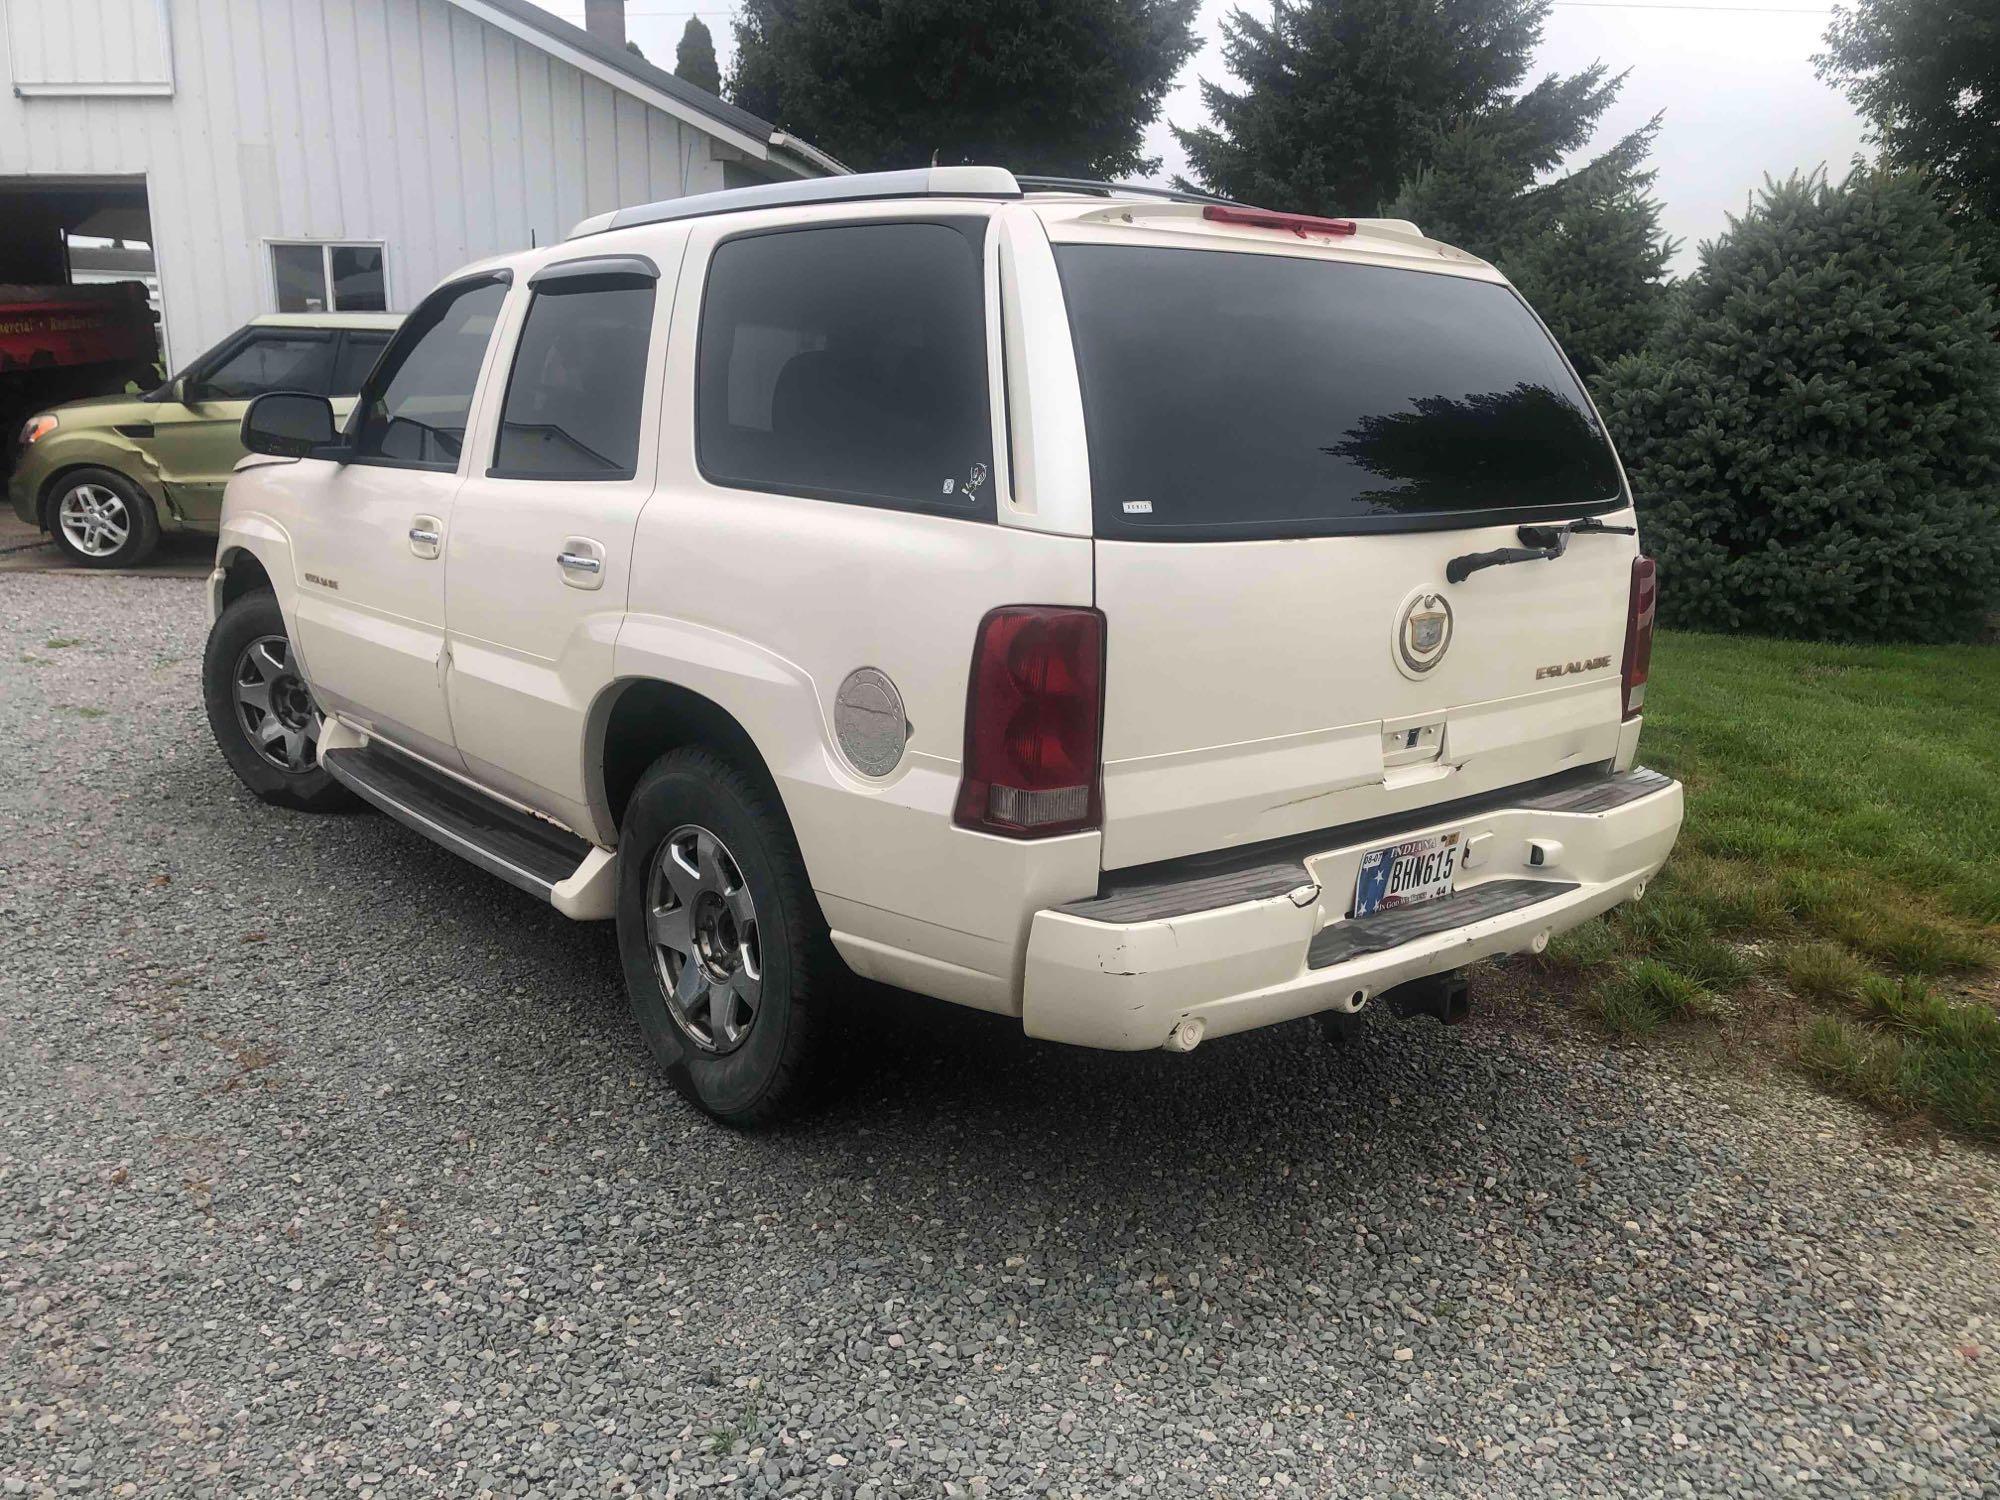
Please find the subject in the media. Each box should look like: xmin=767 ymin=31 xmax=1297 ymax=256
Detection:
xmin=330 ymin=331 xmax=392 ymax=396
xmin=696 ymin=221 xmax=993 ymax=513
xmin=491 ymin=276 xmax=655 ymax=480
xmin=200 ymin=334 xmax=332 ymax=400
xmin=350 ymin=276 xmax=508 ymax=468
xmin=1055 ymin=246 xmax=1624 ymax=540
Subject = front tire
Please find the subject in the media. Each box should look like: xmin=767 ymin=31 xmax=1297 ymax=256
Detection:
xmin=202 ymin=590 xmax=354 ymax=813
xmin=47 ymin=467 xmax=160 ymax=569
xmin=617 ymin=748 xmax=838 ymax=1127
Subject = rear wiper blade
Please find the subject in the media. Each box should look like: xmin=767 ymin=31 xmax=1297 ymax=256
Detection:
xmin=1445 ymin=514 xmax=1637 ymax=585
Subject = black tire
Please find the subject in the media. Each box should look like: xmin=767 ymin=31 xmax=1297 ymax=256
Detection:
xmin=44 ymin=466 xmax=161 ymax=569
xmin=201 ymin=590 xmax=355 ymax=813
xmin=617 ymin=747 xmax=840 ymax=1127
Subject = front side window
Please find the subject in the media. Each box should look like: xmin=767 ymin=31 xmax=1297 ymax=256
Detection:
xmin=199 ymin=334 xmax=332 ymax=400
xmin=350 ymin=277 xmax=508 ymax=468
xmin=273 ymin=242 xmax=388 ymax=313
xmin=491 ymin=276 xmax=655 ymax=480
xmin=697 ymin=221 xmax=993 ymax=513
xmin=1055 ymin=245 xmax=1624 ymax=540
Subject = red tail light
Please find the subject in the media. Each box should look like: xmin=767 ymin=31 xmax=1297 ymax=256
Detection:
xmin=1622 ymin=556 xmax=1657 ymax=719
xmin=954 ymin=606 xmax=1105 ymax=838
xmin=1202 ymin=204 xmax=1357 ymax=238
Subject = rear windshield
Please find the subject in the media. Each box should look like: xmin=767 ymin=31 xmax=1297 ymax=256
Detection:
xmin=1054 ymin=245 xmax=1624 ymax=540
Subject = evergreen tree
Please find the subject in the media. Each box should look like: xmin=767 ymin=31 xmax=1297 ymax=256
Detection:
xmin=730 ymin=0 xmax=1200 ymax=177
xmin=674 ymin=17 xmax=722 ymax=97
xmin=1596 ymin=171 xmax=2000 ymax=642
xmin=1817 ymin=0 xmax=2000 ymax=286
xmin=1175 ymin=0 xmax=1608 ymax=216
xmin=1393 ymin=96 xmax=1676 ymax=372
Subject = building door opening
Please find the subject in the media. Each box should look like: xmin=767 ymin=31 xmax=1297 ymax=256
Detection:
xmin=0 ymin=175 xmax=161 ymax=474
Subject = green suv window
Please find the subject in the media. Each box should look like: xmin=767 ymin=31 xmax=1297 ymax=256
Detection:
xmin=201 ymin=335 xmax=334 ymax=400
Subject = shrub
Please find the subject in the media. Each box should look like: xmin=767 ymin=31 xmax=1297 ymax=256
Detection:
xmin=1596 ymin=170 xmax=2000 ymax=642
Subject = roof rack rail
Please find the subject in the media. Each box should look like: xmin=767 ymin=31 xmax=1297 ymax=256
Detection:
xmin=568 ymin=166 xmax=1023 ymax=239
xmin=1013 ymin=175 xmax=1240 ymax=208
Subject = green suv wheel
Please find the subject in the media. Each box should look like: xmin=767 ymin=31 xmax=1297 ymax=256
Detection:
xmin=46 ymin=466 xmax=160 ymax=569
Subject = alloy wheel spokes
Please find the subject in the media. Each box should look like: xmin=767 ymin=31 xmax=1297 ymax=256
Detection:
xmin=58 ymin=484 xmax=131 ymax=557
xmin=233 ymin=634 xmax=319 ymax=773
xmin=648 ymin=824 xmax=763 ymax=1054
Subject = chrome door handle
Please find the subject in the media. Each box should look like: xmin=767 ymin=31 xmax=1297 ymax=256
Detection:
xmin=557 ymin=552 xmax=602 ymax=574
xmin=409 ymin=527 xmax=441 ymax=545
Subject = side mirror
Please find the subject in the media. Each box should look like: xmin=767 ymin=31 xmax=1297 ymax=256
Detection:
xmin=241 ymin=391 xmax=341 ymax=459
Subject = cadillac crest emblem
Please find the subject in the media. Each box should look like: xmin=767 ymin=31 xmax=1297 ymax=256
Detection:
xmin=1395 ymin=591 xmax=1454 ymax=676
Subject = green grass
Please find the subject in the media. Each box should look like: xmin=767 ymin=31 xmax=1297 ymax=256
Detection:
xmin=1772 ymin=942 xmax=1867 ymax=1005
xmin=1562 ymin=630 xmax=2000 ymax=1140
xmin=1642 ymin=632 xmax=2000 ymax=928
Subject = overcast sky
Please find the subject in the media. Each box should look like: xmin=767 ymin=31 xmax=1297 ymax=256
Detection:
xmin=535 ymin=0 xmax=1872 ymax=274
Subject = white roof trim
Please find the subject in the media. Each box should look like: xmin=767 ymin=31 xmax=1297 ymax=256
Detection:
xmin=443 ymin=0 xmax=772 ymax=160
xmin=768 ymin=132 xmax=851 ymax=177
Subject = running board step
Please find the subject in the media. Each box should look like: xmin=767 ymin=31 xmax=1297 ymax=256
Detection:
xmin=322 ymin=744 xmax=596 ymax=903
xmin=1306 ymin=878 xmax=1578 ymax=968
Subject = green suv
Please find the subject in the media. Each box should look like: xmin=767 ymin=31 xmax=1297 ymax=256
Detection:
xmin=9 ymin=312 xmax=401 ymax=567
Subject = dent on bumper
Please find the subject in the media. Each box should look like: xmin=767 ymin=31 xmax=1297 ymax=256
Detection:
xmin=1023 ymin=771 xmax=1684 ymax=1051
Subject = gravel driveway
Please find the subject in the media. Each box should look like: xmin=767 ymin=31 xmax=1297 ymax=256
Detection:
xmin=2 ymin=574 xmax=1996 ymax=1499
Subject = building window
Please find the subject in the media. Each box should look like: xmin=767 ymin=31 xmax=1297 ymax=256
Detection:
xmin=271 ymin=243 xmax=389 ymax=314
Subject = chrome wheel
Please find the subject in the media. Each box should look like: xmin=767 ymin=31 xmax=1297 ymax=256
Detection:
xmin=648 ymin=824 xmax=762 ymax=1054
xmin=56 ymin=483 xmax=131 ymax=558
xmin=233 ymin=635 xmax=320 ymax=773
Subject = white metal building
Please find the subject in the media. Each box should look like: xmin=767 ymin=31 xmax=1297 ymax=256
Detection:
xmin=0 ymin=0 xmax=839 ymax=368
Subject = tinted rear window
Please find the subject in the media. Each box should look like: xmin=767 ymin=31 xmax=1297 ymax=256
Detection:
xmin=1055 ymin=246 xmax=1623 ymax=540
xmin=696 ymin=221 xmax=993 ymax=514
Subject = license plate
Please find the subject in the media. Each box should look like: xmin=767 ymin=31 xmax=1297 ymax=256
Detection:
xmin=1352 ymin=830 xmax=1462 ymax=918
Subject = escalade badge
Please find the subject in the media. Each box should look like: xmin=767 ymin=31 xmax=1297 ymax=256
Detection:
xmin=1395 ymin=592 xmax=1453 ymax=676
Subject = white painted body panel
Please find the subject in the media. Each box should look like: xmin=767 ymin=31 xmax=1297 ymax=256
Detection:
xmin=1093 ymin=518 xmax=1635 ymax=869
xmin=215 ymin=189 xmax=1682 ymax=1049
xmin=285 ymin=459 xmax=465 ymax=766
xmin=621 ymin=202 xmax=1102 ymax=1005
xmin=443 ymin=236 xmax=687 ymax=834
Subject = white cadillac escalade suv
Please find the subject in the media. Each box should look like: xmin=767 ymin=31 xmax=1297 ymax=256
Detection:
xmin=204 ymin=168 xmax=1683 ymax=1126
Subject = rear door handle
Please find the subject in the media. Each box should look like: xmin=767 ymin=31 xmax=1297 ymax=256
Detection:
xmin=557 ymin=535 xmax=606 ymax=590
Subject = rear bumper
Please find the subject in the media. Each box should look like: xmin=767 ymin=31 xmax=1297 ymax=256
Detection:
xmin=1022 ymin=767 xmax=1683 ymax=1050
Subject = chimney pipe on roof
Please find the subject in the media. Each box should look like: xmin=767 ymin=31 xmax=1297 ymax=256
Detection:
xmin=584 ymin=0 xmax=626 ymax=49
